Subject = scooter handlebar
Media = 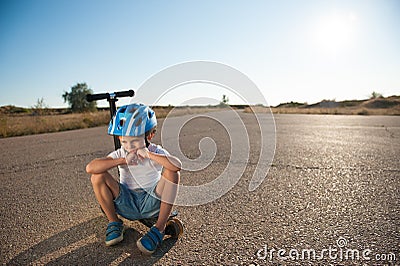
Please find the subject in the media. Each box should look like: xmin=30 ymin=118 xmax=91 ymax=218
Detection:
xmin=86 ymin=90 xmax=135 ymax=102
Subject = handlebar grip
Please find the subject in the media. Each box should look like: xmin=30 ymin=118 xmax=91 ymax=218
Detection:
xmin=86 ymin=93 xmax=109 ymax=102
xmin=115 ymin=90 xmax=135 ymax=98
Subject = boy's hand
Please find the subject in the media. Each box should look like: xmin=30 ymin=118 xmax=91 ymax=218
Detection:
xmin=126 ymin=151 xmax=139 ymax=165
xmin=137 ymin=147 xmax=150 ymax=161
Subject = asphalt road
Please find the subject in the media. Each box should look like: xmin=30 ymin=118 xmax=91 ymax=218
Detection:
xmin=1 ymin=112 xmax=399 ymax=265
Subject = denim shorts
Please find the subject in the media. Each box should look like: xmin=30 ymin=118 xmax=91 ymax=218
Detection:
xmin=114 ymin=183 xmax=161 ymax=221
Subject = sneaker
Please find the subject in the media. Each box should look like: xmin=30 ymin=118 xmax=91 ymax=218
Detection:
xmin=105 ymin=221 xmax=124 ymax=246
xmin=137 ymin=226 xmax=164 ymax=254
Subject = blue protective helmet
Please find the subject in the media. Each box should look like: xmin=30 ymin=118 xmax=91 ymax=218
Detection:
xmin=107 ymin=103 xmax=157 ymax=136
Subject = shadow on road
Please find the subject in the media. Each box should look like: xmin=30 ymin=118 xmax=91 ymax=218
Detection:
xmin=8 ymin=216 xmax=177 ymax=265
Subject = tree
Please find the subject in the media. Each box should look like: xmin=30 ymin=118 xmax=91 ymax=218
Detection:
xmin=220 ymin=94 xmax=229 ymax=105
xmin=370 ymin=91 xmax=383 ymax=99
xmin=62 ymin=83 xmax=97 ymax=112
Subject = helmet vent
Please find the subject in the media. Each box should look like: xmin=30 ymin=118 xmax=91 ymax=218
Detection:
xmin=135 ymin=117 xmax=142 ymax=127
xmin=119 ymin=118 xmax=125 ymax=127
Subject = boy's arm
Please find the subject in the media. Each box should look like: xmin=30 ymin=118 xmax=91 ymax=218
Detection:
xmin=149 ymin=152 xmax=182 ymax=172
xmin=86 ymin=157 xmax=126 ymax=174
xmin=137 ymin=148 xmax=182 ymax=172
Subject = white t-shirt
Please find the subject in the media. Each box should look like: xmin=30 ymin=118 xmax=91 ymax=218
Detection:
xmin=107 ymin=143 xmax=169 ymax=190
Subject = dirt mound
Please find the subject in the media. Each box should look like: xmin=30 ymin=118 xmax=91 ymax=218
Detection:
xmin=306 ymin=100 xmax=340 ymax=108
xmin=361 ymin=96 xmax=400 ymax=109
xmin=0 ymin=105 xmax=30 ymax=114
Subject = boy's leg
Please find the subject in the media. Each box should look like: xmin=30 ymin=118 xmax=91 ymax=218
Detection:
xmin=154 ymin=169 xmax=180 ymax=232
xmin=91 ymin=172 xmax=120 ymax=222
xmin=137 ymin=169 xmax=180 ymax=254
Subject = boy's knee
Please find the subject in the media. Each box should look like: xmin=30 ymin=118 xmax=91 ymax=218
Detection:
xmin=163 ymin=169 xmax=180 ymax=184
xmin=90 ymin=173 xmax=106 ymax=186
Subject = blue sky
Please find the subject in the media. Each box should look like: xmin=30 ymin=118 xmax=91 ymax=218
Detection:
xmin=0 ymin=0 xmax=399 ymax=107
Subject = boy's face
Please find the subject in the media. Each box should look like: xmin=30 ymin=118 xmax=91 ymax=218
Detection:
xmin=120 ymin=135 xmax=145 ymax=153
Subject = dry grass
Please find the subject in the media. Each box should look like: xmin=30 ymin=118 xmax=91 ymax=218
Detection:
xmin=0 ymin=111 xmax=110 ymax=138
xmin=0 ymin=106 xmax=225 ymax=138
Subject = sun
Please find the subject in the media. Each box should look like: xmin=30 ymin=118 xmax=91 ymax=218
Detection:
xmin=312 ymin=13 xmax=356 ymax=54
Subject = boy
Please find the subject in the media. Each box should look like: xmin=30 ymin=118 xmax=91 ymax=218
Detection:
xmin=86 ymin=103 xmax=181 ymax=254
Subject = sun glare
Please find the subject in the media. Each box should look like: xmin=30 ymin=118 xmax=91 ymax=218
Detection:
xmin=312 ymin=12 xmax=356 ymax=55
